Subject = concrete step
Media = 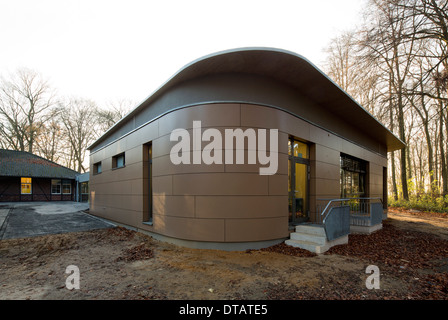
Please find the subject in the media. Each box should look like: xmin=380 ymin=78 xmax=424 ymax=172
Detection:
xmin=294 ymin=224 xmax=326 ymax=237
xmin=289 ymin=232 xmax=326 ymax=246
xmin=286 ymin=222 xmax=349 ymax=254
xmin=285 ymin=239 xmax=328 ymax=254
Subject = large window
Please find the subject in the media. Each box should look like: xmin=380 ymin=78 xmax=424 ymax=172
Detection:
xmin=21 ymin=177 xmax=32 ymax=194
xmin=340 ymin=154 xmax=367 ymax=199
xmin=62 ymin=181 xmax=72 ymax=194
xmin=51 ymin=179 xmax=61 ymax=194
xmin=52 ymin=179 xmax=72 ymax=194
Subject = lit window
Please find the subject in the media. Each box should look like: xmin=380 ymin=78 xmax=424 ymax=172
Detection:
xmin=288 ymin=139 xmax=309 ymax=159
xmin=51 ymin=179 xmax=61 ymax=194
xmin=21 ymin=177 xmax=32 ymax=194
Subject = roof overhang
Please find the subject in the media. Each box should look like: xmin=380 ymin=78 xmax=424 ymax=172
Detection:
xmin=89 ymin=47 xmax=405 ymax=152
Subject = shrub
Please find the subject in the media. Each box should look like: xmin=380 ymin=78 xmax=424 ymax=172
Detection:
xmin=389 ymin=194 xmax=448 ymax=213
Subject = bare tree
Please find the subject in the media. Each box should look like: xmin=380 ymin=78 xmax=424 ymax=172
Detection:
xmin=0 ymin=68 xmax=56 ymax=153
xmin=397 ymin=0 xmax=448 ymax=48
xmin=323 ymin=0 xmax=448 ymax=203
xmin=35 ymin=109 xmax=64 ymax=163
xmin=96 ymin=98 xmax=135 ymax=134
xmin=59 ymin=98 xmax=99 ymax=173
xmin=324 ymin=31 xmax=361 ymax=93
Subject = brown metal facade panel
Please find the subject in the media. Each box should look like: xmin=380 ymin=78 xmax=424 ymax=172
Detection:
xmin=153 ymin=154 xmax=225 ymax=176
xmin=172 ymin=173 xmax=269 ymax=196
xmin=153 ymin=195 xmax=195 ymax=218
xmin=153 ymin=215 xmax=226 ymax=242
xmin=195 ymin=195 xmax=287 ymax=219
xmin=158 ymin=103 xmax=241 ymax=137
xmin=225 ymin=217 xmax=289 ymax=242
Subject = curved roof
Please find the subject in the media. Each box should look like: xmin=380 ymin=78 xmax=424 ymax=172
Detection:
xmin=90 ymin=47 xmax=405 ymax=152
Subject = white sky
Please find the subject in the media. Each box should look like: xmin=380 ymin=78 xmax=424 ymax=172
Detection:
xmin=0 ymin=0 xmax=365 ymax=107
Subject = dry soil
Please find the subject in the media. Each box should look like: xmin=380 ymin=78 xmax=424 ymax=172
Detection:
xmin=0 ymin=208 xmax=447 ymax=300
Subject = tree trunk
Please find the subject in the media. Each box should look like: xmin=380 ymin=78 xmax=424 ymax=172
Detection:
xmin=391 ymin=151 xmax=399 ymax=201
xmin=397 ymin=93 xmax=409 ymax=200
xmin=389 ymin=88 xmax=399 ymax=201
xmin=440 ymin=95 xmax=448 ymax=196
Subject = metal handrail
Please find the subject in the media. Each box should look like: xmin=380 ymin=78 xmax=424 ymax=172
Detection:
xmin=318 ymin=197 xmax=383 ymax=224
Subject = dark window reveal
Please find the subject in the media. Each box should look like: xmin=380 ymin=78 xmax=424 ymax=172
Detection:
xmin=340 ymin=154 xmax=367 ymax=199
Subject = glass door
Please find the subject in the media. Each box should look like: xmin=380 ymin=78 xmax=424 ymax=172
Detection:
xmin=288 ymin=138 xmax=310 ymax=225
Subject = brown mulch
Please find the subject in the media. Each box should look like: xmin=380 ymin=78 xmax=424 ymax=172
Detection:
xmin=325 ymin=223 xmax=448 ymax=270
xmin=97 ymin=226 xmax=136 ymax=242
xmin=259 ymin=242 xmax=317 ymax=257
xmin=417 ymin=273 xmax=448 ymax=299
xmin=262 ymin=221 xmax=448 ymax=299
xmin=326 ymin=222 xmax=448 ymax=299
xmin=115 ymin=242 xmax=154 ymax=262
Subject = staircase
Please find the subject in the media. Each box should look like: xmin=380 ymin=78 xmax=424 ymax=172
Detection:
xmin=285 ymin=224 xmax=348 ymax=254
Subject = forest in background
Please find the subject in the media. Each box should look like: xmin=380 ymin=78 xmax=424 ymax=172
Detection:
xmin=0 ymin=67 xmax=134 ymax=173
xmin=323 ymin=0 xmax=447 ymax=212
xmin=1 ymin=0 xmax=447 ymax=212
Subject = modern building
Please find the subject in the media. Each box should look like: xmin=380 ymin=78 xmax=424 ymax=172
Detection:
xmin=87 ymin=48 xmax=405 ymax=252
xmin=0 ymin=149 xmax=79 ymax=202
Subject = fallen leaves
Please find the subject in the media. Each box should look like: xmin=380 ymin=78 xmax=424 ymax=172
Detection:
xmin=325 ymin=223 xmax=448 ymax=271
xmin=96 ymin=226 xmax=136 ymax=243
xmin=258 ymin=220 xmax=448 ymax=299
xmin=260 ymin=243 xmax=317 ymax=257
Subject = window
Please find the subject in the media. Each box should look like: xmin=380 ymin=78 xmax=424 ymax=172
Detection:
xmin=93 ymin=162 xmax=102 ymax=174
xmin=340 ymin=154 xmax=367 ymax=199
xmin=288 ymin=139 xmax=309 ymax=159
xmin=112 ymin=153 xmax=125 ymax=169
xmin=21 ymin=177 xmax=32 ymax=194
xmin=81 ymin=182 xmax=89 ymax=194
xmin=288 ymin=138 xmax=310 ymax=224
xmin=143 ymin=143 xmax=153 ymax=224
xmin=62 ymin=180 xmax=72 ymax=194
xmin=80 ymin=182 xmax=89 ymax=202
xmin=51 ymin=179 xmax=61 ymax=194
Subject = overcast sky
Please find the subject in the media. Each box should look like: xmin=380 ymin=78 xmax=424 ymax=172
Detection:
xmin=0 ymin=0 xmax=365 ymax=107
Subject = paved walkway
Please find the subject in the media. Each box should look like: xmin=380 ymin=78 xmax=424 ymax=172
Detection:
xmin=0 ymin=207 xmax=10 ymax=234
xmin=0 ymin=202 xmax=115 ymax=240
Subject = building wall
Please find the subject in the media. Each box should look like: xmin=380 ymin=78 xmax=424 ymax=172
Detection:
xmin=0 ymin=177 xmax=20 ymax=202
xmin=0 ymin=177 xmax=75 ymax=202
xmin=89 ymin=103 xmax=388 ymax=244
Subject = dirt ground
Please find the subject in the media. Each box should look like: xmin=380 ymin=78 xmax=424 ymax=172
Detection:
xmin=0 ymin=208 xmax=447 ymax=300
